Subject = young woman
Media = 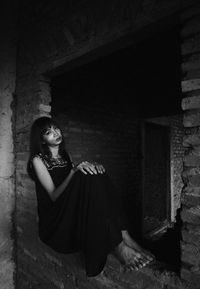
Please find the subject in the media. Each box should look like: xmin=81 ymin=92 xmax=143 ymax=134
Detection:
xmin=27 ymin=116 xmax=154 ymax=277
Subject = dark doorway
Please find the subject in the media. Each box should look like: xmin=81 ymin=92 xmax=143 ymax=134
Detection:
xmin=141 ymin=122 xmax=170 ymax=237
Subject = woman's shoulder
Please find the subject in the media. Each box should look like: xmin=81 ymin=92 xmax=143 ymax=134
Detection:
xmin=32 ymin=153 xmax=42 ymax=160
xmin=31 ymin=153 xmax=51 ymax=169
xmin=32 ymin=153 xmax=46 ymax=163
xmin=33 ymin=152 xmax=46 ymax=159
xmin=27 ymin=153 xmax=47 ymax=180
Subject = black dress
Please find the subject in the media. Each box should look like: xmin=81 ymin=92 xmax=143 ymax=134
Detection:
xmin=31 ymin=153 xmax=130 ymax=277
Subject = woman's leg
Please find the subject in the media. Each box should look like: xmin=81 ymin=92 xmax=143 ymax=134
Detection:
xmin=72 ymin=172 xmax=154 ymax=274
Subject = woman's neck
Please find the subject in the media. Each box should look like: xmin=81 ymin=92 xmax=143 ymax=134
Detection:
xmin=48 ymin=146 xmax=59 ymax=158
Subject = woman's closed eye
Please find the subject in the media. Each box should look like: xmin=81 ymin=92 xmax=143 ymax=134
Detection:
xmin=44 ymin=130 xmax=51 ymax=135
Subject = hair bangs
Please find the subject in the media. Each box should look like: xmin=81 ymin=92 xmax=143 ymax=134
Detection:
xmin=39 ymin=117 xmax=56 ymax=137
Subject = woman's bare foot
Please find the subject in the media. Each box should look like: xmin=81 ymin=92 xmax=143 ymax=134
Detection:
xmin=122 ymin=230 xmax=155 ymax=263
xmin=115 ymin=241 xmax=153 ymax=271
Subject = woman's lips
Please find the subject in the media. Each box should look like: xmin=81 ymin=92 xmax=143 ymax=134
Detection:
xmin=56 ymin=136 xmax=62 ymax=141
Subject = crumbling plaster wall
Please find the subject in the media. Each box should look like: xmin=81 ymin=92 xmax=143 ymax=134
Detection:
xmin=0 ymin=2 xmax=17 ymax=289
xmin=180 ymin=2 xmax=200 ymax=288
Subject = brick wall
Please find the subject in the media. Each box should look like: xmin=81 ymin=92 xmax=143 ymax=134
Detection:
xmin=180 ymin=2 xmax=200 ymax=288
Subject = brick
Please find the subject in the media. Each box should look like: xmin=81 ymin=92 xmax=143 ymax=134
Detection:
xmin=38 ymin=104 xmax=51 ymax=113
xmin=183 ymin=155 xmax=200 ymax=166
xmin=183 ymin=173 xmax=200 ymax=187
xmin=181 ymin=34 xmax=200 ymax=56
xmin=182 ymin=185 xmax=200 ymax=197
xmin=181 ymin=243 xmax=200 ymax=266
xmin=183 ymin=109 xmax=200 ymax=127
xmin=16 ymin=152 xmax=29 ymax=161
xmin=182 ymin=230 xmax=200 ymax=247
xmin=182 ymin=53 xmax=200 ymax=72
xmin=192 ymin=145 xmax=200 ymax=155
xmin=182 ymin=79 xmax=200 ymax=93
xmin=185 ymin=223 xmax=200 ymax=235
xmin=182 ymin=95 xmax=200 ymax=110
xmin=181 ymin=193 xmax=200 ymax=207
xmin=182 ymin=167 xmax=200 ymax=177
xmin=184 ymin=69 xmax=200 ymax=81
xmin=181 ymin=268 xmax=200 ymax=289
xmin=181 ymin=17 xmax=200 ymax=38
xmin=181 ymin=206 xmax=200 ymax=224
xmin=17 ymin=196 xmax=37 ymax=215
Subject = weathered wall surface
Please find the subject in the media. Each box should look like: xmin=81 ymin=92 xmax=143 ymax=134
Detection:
xmin=0 ymin=2 xmax=16 ymax=289
xmin=180 ymin=2 xmax=200 ymax=288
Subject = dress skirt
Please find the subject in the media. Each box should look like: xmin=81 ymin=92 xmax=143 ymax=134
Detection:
xmin=37 ymin=171 xmax=130 ymax=277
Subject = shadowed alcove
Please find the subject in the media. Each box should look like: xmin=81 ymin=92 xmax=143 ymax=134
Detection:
xmin=50 ymin=21 xmax=183 ymax=273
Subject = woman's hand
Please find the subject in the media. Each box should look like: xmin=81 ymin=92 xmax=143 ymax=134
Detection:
xmin=73 ymin=161 xmax=105 ymax=175
xmin=93 ymin=162 xmax=106 ymax=174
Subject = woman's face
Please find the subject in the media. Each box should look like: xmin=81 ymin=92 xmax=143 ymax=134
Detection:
xmin=42 ymin=125 xmax=62 ymax=147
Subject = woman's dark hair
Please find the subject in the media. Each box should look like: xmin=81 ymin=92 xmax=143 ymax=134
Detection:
xmin=27 ymin=116 xmax=68 ymax=178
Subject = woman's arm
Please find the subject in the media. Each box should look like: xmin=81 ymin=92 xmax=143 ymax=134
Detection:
xmin=32 ymin=156 xmax=75 ymax=202
xmin=32 ymin=157 xmax=106 ymax=202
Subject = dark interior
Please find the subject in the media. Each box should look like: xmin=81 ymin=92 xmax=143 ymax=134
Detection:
xmin=51 ymin=24 xmax=182 ymax=119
